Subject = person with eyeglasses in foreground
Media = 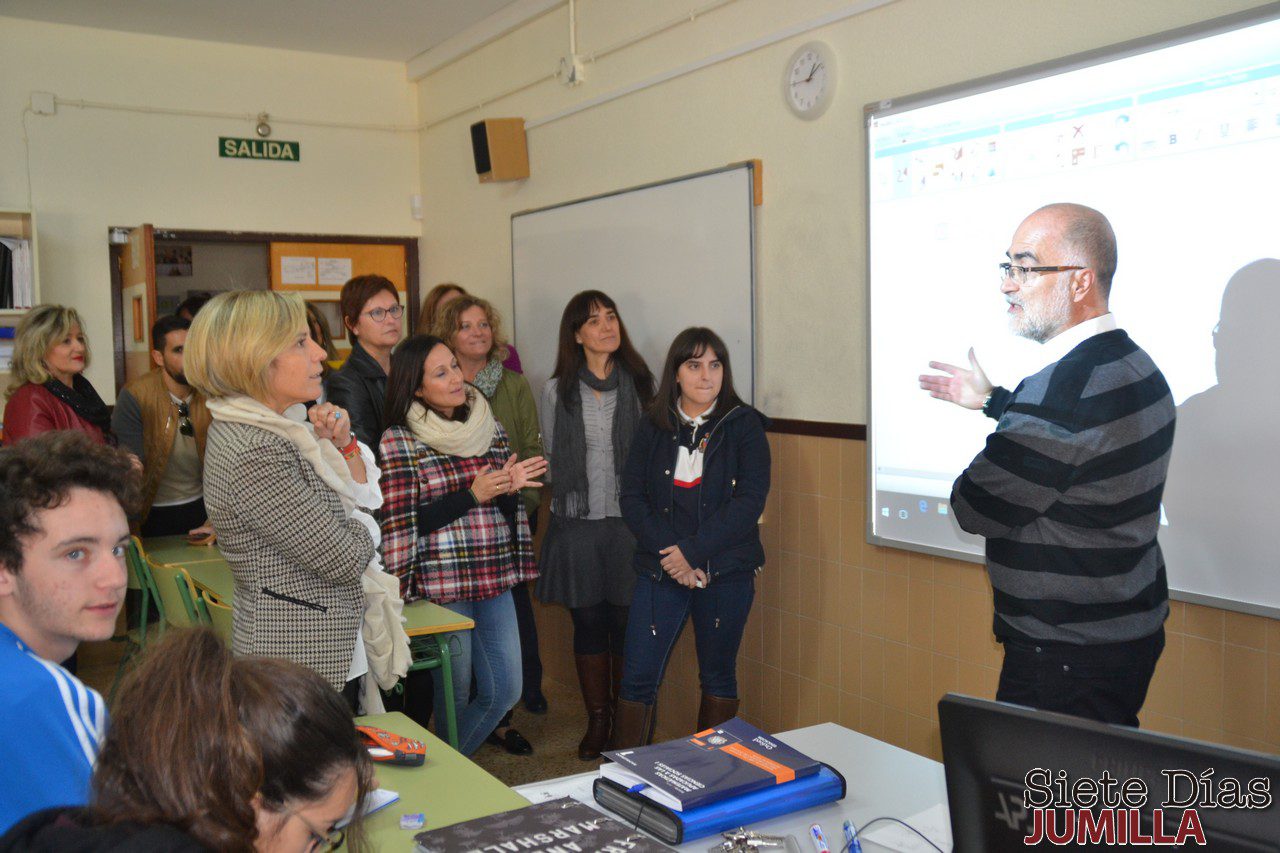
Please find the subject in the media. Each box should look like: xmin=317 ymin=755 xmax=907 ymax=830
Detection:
xmin=111 ymin=314 xmax=214 ymax=538
xmin=326 ymin=275 xmax=406 ymax=453
xmin=0 ymin=627 xmax=374 ymax=852
xmin=918 ymin=203 xmax=1174 ymax=727
xmin=0 ymin=432 xmax=139 ymax=836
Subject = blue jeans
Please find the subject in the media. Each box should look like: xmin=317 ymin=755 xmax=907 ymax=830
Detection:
xmin=432 ymin=591 xmax=523 ymax=756
xmin=619 ymin=573 xmax=755 ymax=704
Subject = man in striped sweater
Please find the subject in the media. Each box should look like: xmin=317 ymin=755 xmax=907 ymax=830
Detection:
xmin=920 ymin=203 xmax=1174 ymax=726
xmin=0 ymin=432 xmax=140 ymax=833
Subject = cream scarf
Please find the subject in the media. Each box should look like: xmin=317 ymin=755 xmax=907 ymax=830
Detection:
xmin=207 ymin=395 xmax=410 ymax=711
xmin=406 ymin=388 xmax=497 ymax=458
xmin=208 ymin=395 xmax=359 ymax=512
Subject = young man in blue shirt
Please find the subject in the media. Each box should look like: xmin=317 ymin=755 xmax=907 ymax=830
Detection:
xmin=0 ymin=431 xmax=139 ymax=833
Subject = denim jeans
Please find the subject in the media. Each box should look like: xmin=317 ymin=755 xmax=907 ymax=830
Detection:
xmin=432 ymin=590 xmax=523 ymax=755
xmin=619 ymin=573 xmax=755 ymax=704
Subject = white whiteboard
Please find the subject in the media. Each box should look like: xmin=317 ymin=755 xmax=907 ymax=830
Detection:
xmin=511 ymin=165 xmax=755 ymax=405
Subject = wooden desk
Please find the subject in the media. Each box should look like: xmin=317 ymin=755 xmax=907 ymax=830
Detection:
xmin=142 ymin=537 xmax=475 ymax=751
xmin=515 ymin=722 xmax=951 ymax=852
xmin=357 ymin=711 xmax=528 ymax=849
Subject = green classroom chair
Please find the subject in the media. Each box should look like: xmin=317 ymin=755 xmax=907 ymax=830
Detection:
xmin=146 ymin=559 xmax=203 ymax=629
xmin=110 ymin=537 xmax=165 ymax=700
xmin=198 ymin=589 xmax=234 ymax=646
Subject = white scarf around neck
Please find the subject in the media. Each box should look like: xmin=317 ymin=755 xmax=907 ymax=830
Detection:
xmin=406 ymin=388 xmax=496 ymax=458
xmin=206 ymin=395 xmax=358 ymax=513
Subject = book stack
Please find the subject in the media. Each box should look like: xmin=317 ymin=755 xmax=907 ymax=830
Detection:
xmin=593 ymin=718 xmax=846 ymax=844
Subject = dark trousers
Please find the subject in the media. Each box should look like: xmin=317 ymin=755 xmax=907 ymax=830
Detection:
xmin=995 ymin=628 xmax=1165 ymax=727
xmin=569 ymin=601 xmax=630 ymax=656
xmin=140 ymin=498 xmax=207 ymax=537
xmin=619 ymin=573 xmax=755 ymax=704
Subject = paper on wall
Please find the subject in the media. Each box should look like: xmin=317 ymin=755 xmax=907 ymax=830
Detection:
xmin=280 ymin=255 xmax=316 ymax=285
xmin=317 ymin=257 xmax=353 ymax=286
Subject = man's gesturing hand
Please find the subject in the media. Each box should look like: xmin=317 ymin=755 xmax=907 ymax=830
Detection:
xmin=918 ymin=347 xmax=994 ymax=410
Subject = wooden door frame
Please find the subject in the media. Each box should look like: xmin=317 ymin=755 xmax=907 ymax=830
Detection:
xmin=109 ymin=227 xmax=420 ymax=396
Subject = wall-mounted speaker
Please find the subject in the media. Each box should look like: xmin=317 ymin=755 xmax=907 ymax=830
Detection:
xmin=469 ymin=118 xmax=529 ymax=183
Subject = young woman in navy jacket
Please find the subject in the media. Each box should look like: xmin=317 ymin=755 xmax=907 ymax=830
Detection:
xmin=611 ymin=327 xmax=770 ymax=747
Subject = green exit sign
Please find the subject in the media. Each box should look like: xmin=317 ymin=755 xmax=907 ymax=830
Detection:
xmin=219 ymin=137 xmax=300 ymax=162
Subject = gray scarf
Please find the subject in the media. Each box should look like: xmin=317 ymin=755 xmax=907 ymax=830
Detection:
xmin=551 ymin=363 xmax=640 ymax=518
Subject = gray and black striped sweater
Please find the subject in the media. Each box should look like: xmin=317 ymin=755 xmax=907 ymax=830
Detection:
xmin=951 ymin=329 xmax=1175 ymax=646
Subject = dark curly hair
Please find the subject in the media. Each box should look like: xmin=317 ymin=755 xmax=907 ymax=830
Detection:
xmin=0 ymin=431 xmax=142 ymax=573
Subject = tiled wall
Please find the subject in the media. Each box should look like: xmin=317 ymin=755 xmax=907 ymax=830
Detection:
xmin=532 ymin=432 xmax=1280 ymax=761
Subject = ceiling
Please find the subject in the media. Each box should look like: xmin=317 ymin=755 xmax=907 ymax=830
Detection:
xmin=0 ymin=0 xmax=522 ymax=62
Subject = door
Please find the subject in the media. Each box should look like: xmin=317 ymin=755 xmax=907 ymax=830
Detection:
xmin=120 ymin=224 xmax=156 ymax=385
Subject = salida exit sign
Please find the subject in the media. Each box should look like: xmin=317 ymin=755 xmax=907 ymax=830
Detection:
xmin=219 ymin=137 xmax=300 ymax=162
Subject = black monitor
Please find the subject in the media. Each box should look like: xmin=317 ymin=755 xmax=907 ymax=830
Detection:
xmin=939 ymin=694 xmax=1280 ymax=852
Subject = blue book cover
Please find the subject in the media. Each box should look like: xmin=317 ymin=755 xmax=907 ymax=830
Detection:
xmin=600 ymin=717 xmax=821 ymax=812
xmin=594 ymin=765 xmax=847 ymax=845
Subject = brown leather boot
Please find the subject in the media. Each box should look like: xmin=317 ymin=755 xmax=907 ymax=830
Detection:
xmin=609 ymin=698 xmax=657 ymax=750
xmin=696 ymin=693 xmax=740 ymax=732
xmin=576 ymin=653 xmax=612 ymax=761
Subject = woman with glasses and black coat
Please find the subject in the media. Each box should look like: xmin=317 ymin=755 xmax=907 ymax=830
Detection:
xmin=326 ymin=275 xmax=405 ymax=452
xmin=610 ymin=327 xmax=771 ymax=748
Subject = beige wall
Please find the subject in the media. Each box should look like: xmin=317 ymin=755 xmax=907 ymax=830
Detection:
xmin=533 ymin=432 xmax=1280 ymax=759
xmin=0 ymin=17 xmax=421 ymax=400
xmin=416 ymin=0 xmax=1267 ymax=422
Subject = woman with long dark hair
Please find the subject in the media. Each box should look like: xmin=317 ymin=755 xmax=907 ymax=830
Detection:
xmin=379 ymin=334 xmax=545 ymax=756
xmin=535 ymin=290 xmax=654 ymax=760
xmin=433 ymin=294 xmax=545 ymax=751
xmin=611 ymin=327 xmax=770 ymax=748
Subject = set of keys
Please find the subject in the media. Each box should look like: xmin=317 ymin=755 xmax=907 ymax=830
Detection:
xmin=710 ymin=827 xmax=789 ymax=853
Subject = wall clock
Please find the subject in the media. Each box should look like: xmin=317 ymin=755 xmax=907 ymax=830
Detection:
xmin=784 ymin=41 xmax=836 ymax=119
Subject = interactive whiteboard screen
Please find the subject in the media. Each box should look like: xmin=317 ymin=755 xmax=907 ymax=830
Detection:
xmin=866 ymin=7 xmax=1280 ymax=616
xmin=512 ymin=165 xmax=755 ymax=407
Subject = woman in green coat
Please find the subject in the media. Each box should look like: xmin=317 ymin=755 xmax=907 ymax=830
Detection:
xmin=434 ymin=294 xmax=545 ymax=754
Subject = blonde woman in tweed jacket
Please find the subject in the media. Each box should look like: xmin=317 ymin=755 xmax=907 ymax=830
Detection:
xmin=185 ymin=291 xmax=379 ymax=706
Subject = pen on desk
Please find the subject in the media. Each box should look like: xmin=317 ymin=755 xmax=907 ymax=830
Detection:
xmin=842 ymin=820 xmax=861 ymax=853
xmin=809 ymin=823 xmax=830 ymax=853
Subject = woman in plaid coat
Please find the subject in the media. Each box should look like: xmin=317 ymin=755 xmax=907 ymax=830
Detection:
xmin=379 ymin=335 xmax=546 ymax=756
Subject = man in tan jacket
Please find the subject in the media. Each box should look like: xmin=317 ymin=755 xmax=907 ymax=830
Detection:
xmin=111 ymin=315 xmax=212 ymax=537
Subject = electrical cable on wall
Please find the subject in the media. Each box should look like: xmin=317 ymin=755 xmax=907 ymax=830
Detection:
xmin=51 ymin=97 xmax=421 ymax=133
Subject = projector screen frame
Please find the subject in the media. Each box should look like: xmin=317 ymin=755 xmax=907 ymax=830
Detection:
xmin=861 ymin=2 xmax=1280 ymax=618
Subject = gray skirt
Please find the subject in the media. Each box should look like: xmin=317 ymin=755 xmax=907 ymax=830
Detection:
xmin=535 ymin=515 xmax=637 ymax=609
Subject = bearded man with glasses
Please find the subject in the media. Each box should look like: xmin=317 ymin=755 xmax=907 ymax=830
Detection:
xmin=112 ymin=314 xmax=213 ymax=538
xmin=919 ymin=203 xmax=1175 ymax=727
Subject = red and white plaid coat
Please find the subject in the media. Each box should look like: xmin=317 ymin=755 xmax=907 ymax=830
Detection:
xmin=379 ymin=423 xmax=536 ymax=604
